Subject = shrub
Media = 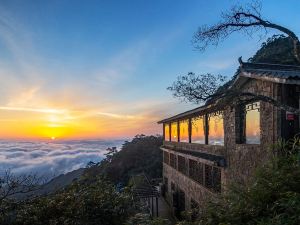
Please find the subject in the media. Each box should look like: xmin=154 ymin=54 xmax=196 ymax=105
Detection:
xmin=11 ymin=177 xmax=135 ymax=225
xmin=186 ymin=137 xmax=300 ymax=225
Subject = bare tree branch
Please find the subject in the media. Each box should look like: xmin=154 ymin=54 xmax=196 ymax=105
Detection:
xmin=0 ymin=170 xmax=43 ymax=204
xmin=167 ymin=72 xmax=227 ymax=104
xmin=193 ymin=1 xmax=300 ymax=62
xmin=168 ymin=72 xmax=300 ymax=115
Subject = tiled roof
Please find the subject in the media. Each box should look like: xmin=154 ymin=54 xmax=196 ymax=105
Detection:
xmin=158 ymin=58 xmax=300 ymax=123
xmin=239 ymin=59 xmax=300 ymax=83
xmin=157 ymin=105 xmax=209 ymax=124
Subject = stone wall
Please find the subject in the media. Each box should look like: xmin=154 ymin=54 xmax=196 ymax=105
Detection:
xmin=162 ymin=78 xmax=287 ymax=213
xmin=162 ymin=146 xmax=225 ymax=212
xmin=224 ymin=79 xmax=280 ymax=184
xmin=163 ymin=141 xmax=225 ymax=157
xmin=163 ymin=163 xmax=215 ymax=211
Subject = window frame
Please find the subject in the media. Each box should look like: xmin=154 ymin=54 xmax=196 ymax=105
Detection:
xmin=207 ymin=111 xmax=224 ymax=146
xmin=179 ymin=119 xmax=189 ymax=143
xmin=191 ymin=115 xmax=206 ymax=144
xmin=245 ymin=101 xmax=261 ymax=144
xmin=236 ymin=101 xmax=261 ymax=145
xmin=164 ymin=123 xmax=171 ymax=141
xmin=163 ymin=151 xmax=170 ymax=165
xmin=171 ymin=122 xmax=179 ymax=142
xmin=178 ymin=155 xmax=187 ymax=175
xmin=170 ymin=153 xmax=177 ymax=169
xmin=162 ymin=111 xmax=225 ymax=146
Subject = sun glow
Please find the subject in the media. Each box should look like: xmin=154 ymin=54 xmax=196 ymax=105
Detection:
xmin=0 ymin=102 xmax=158 ymax=139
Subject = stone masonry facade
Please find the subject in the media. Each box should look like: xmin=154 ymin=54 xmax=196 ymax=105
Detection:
xmin=159 ymin=63 xmax=300 ymax=215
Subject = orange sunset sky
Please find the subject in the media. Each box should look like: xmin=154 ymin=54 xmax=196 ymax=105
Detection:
xmin=0 ymin=0 xmax=292 ymax=140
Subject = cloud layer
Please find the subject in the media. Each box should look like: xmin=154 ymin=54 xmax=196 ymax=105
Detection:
xmin=0 ymin=139 xmax=125 ymax=178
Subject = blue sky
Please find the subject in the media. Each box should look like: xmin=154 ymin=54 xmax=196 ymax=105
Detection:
xmin=0 ymin=0 xmax=299 ymax=139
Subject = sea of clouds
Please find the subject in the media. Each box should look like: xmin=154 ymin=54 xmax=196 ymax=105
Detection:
xmin=0 ymin=139 xmax=125 ymax=178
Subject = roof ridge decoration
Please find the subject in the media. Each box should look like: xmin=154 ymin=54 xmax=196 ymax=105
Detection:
xmin=238 ymin=56 xmax=300 ymax=71
xmin=158 ymin=57 xmax=300 ymax=123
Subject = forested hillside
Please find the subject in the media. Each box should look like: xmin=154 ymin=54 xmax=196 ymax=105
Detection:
xmin=249 ymin=35 xmax=300 ymax=65
xmin=0 ymin=135 xmax=163 ymax=225
xmin=85 ymin=134 xmax=163 ymax=185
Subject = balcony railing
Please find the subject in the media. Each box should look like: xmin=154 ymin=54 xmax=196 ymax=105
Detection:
xmin=163 ymin=140 xmax=225 ymax=157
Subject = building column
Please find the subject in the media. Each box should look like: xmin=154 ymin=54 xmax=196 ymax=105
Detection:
xmin=177 ymin=120 xmax=180 ymax=142
xmin=205 ymin=114 xmax=209 ymax=144
xmin=188 ymin=118 xmax=192 ymax=143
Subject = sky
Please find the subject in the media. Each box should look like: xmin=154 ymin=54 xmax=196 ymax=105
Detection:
xmin=0 ymin=0 xmax=299 ymax=140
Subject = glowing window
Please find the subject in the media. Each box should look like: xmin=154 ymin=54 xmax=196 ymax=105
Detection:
xmin=208 ymin=112 xmax=224 ymax=145
xmin=191 ymin=116 xmax=205 ymax=144
xmin=171 ymin=122 xmax=178 ymax=142
xmin=179 ymin=119 xmax=189 ymax=142
xmin=245 ymin=102 xmax=260 ymax=144
xmin=164 ymin=124 xmax=170 ymax=141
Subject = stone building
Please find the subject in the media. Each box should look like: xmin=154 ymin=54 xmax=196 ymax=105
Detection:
xmin=158 ymin=59 xmax=300 ymax=217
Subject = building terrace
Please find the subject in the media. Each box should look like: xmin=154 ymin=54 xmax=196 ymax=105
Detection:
xmin=158 ymin=59 xmax=300 ymax=217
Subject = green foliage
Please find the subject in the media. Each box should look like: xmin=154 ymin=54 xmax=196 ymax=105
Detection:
xmin=272 ymin=136 xmax=300 ymax=158
xmin=249 ymin=35 xmax=300 ymax=65
xmin=85 ymin=135 xmax=163 ymax=185
xmin=185 ymin=137 xmax=300 ymax=225
xmin=8 ymin=177 xmax=135 ymax=225
xmin=0 ymin=135 xmax=164 ymax=225
xmin=125 ymin=213 xmax=171 ymax=225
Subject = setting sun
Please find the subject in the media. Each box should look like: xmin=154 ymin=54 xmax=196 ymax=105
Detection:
xmin=0 ymin=105 xmax=158 ymax=139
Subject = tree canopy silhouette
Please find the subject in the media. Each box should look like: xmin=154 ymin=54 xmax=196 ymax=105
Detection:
xmin=249 ymin=35 xmax=300 ymax=65
xmin=193 ymin=1 xmax=300 ymax=63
